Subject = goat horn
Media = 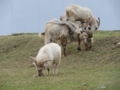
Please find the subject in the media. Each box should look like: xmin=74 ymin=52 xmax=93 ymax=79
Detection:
xmin=29 ymin=56 xmax=37 ymax=65
xmin=98 ymin=17 xmax=100 ymax=26
xmin=40 ymin=60 xmax=52 ymax=65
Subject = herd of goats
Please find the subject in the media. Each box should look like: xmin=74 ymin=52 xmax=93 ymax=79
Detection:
xmin=30 ymin=4 xmax=101 ymax=77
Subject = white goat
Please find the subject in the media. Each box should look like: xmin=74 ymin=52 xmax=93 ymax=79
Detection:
xmin=61 ymin=4 xmax=100 ymax=31
xmin=30 ymin=43 xmax=61 ymax=77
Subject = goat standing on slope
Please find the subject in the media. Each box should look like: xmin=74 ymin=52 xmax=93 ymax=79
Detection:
xmin=30 ymin=43 xmax=61 ymax=77
xmin=44 ymin=19 xmax=81 ymax=57
xmin=60 ymin=4 xmax=100 ymax=31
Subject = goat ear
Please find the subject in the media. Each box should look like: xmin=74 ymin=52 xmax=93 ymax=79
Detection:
xmin=29 ymin=56 xmax=37 ymax=65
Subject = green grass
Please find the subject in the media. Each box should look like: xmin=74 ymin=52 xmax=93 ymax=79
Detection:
xmin=0 ymin=31 xmax=120 ymax=90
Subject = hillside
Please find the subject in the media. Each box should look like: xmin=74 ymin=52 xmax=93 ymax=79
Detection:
xmin=0 ymin=31 xmax=120 ymax=90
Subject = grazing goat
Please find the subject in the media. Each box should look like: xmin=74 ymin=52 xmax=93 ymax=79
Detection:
xmin=30 ymin=43 xmax=61 ymax=77
xmin=78 ymin=30 xmax=93 ymax=50
xmin=44 ymin=19 xmax=79 ymax=56
xmin=60 ymin=4 xmax=100 ymax=31
xmin=44 ymin=19 xmax=93 ymax=56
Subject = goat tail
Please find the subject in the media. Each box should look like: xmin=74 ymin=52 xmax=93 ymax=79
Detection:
xmin=44 ymin=32 xmax=51 ymax=45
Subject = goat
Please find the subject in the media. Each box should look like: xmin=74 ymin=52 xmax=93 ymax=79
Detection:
xmin=60 ymin=4 xmax=100 ymax=31
xmin=45 ymin=19 xmax=79 ymax=56
xmin=44 ymin=19 xmax=93 ymax=56
xmin=78 ymin=30 xmax=93 ymax=50
xmin=30 ymin=43 xmax=61 ymax=77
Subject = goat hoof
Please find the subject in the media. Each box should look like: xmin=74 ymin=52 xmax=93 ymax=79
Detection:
xmin=77 ymin=47 xmax=81 ymax=51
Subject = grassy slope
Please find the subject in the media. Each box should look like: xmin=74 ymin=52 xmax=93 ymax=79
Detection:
xmin=0 ymin=31 xmax=120 ymax=90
